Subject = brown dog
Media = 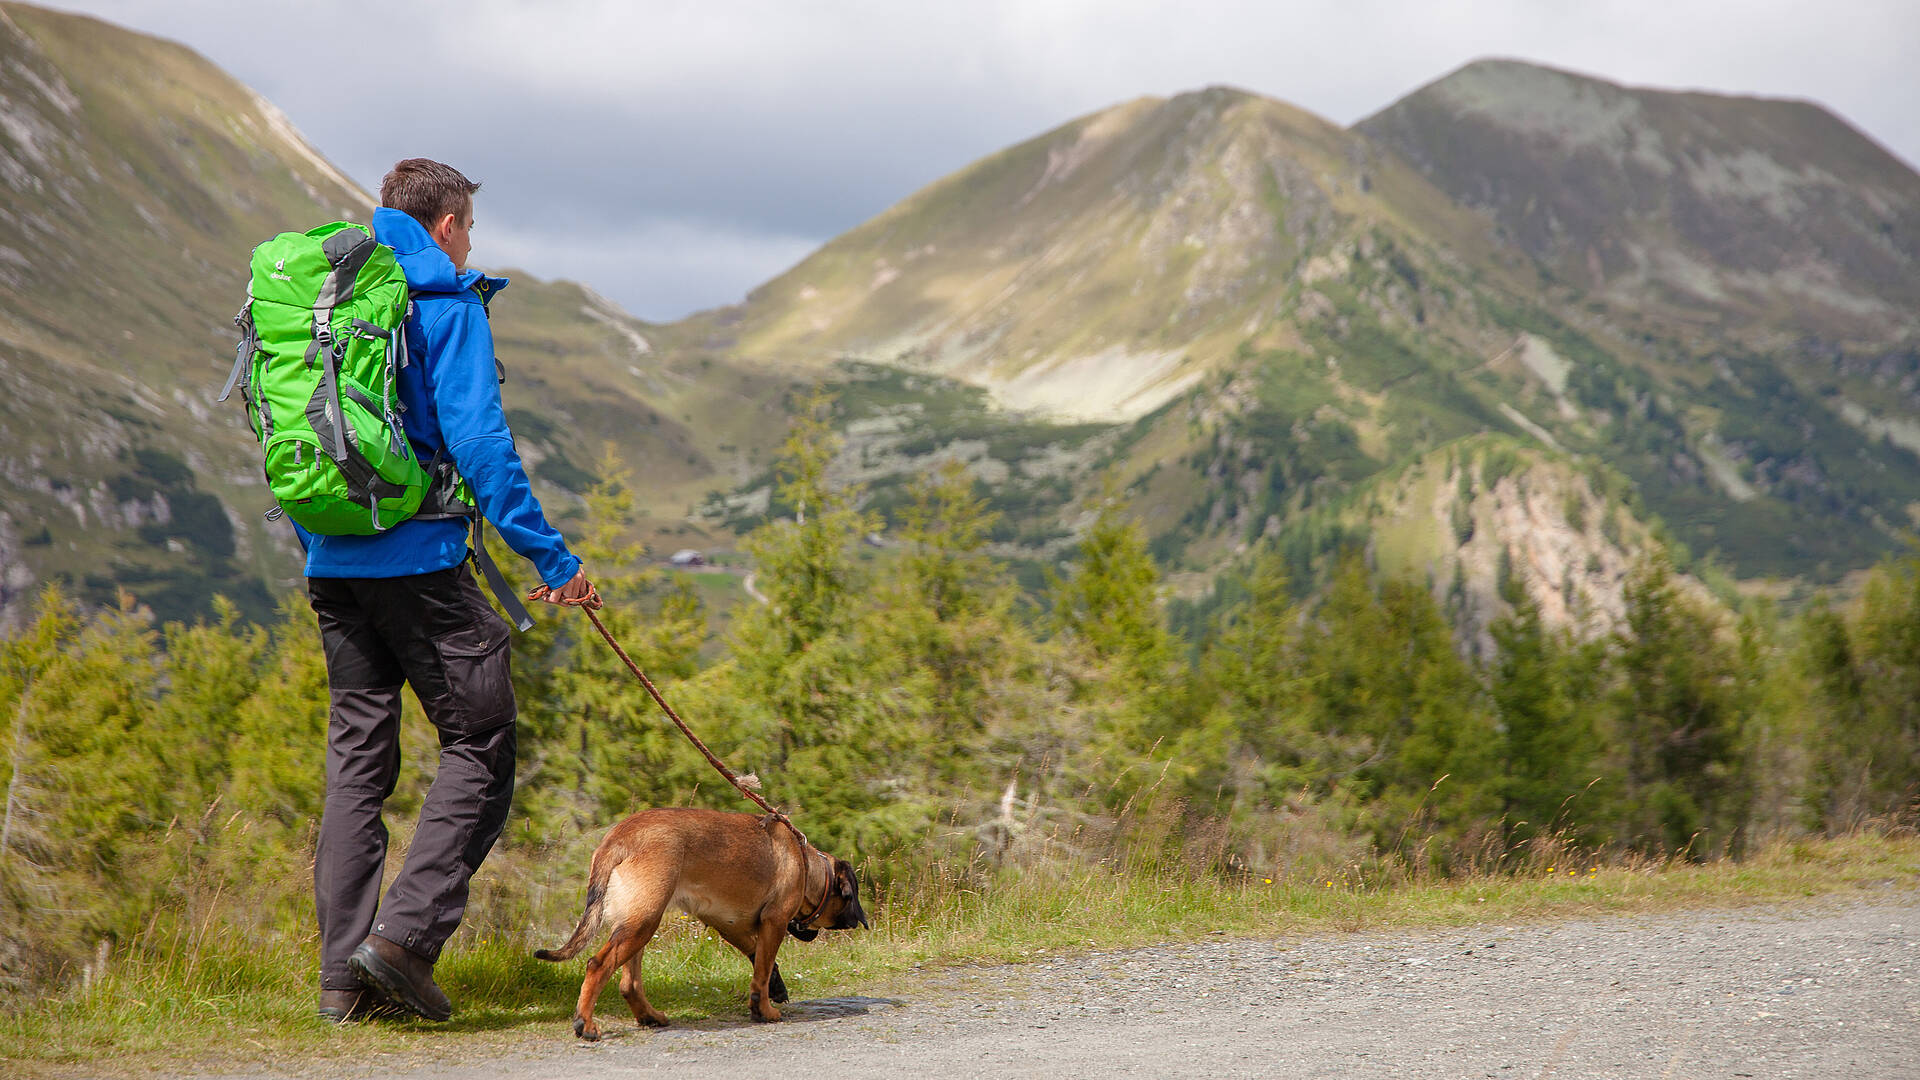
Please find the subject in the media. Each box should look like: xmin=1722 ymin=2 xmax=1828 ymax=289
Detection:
xmin=534 ymin=807 xmax=868 ymax=1038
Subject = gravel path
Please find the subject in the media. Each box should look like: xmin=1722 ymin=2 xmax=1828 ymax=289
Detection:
xmin=231 ymin=896 xmax=1920 ymax=1079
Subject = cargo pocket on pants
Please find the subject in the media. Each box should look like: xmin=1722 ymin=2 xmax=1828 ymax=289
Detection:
xmin=432 ymin=620 xmax=515 ymax=734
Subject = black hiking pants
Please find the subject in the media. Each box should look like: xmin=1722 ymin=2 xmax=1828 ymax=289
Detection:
xmin=308 ymin=564 xmax=517 ymax=991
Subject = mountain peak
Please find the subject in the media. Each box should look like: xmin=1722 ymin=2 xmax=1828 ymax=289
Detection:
xmin=1359 ymin=58 xmax=1920 ymax=339
xmin=685 ymin=79 xmax=1476 ymax=421
xmin=1399 ymin=58 xmax=1644 ymax=150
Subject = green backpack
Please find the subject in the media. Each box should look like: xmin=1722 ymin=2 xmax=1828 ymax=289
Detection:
xmin=221 ymin=221 xmax=433 ymax=535
xmin=220 ymin=221 xmax=535 ymax=630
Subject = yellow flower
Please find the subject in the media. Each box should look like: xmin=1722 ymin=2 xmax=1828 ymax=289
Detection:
xmin=1546 ymin=866 xmax=1555 ymax=873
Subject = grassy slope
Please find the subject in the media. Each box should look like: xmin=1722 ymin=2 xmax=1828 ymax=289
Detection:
xmin=0 ymin=2 xmax=788 ymax=628
xmin=3 ymin=831 xmax=1913 ymax=1075
xmin=665 ymin=71 xmax=1920 ymax=604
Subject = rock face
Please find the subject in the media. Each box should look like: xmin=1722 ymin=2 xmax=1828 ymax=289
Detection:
xmin=1357 ymin=59 xmax=1920 ymax=343
xmin=1422 ymin=446 xmax=1644 ymax=651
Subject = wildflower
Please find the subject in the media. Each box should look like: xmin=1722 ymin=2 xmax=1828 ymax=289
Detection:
xmin=1546 ymin=866 xmax=1555 ymax=873
xmin=1263 ymin=878 xmax=1273 ymax=884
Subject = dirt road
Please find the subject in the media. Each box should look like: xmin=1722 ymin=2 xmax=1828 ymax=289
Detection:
xmin=222 ymin=896 xmax=1919 ymax=1079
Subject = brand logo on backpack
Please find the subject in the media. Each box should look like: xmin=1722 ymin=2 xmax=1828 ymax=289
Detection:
xmin=270 ymin=256 xmax=293 ymax=283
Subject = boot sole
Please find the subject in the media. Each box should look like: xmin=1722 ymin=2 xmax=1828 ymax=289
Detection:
xmin=348 ymin=944 xmax=452 ymax=1022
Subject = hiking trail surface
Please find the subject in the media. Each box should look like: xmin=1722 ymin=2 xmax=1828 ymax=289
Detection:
xmin=197 ymin=895 xmax=1917 ymax=1079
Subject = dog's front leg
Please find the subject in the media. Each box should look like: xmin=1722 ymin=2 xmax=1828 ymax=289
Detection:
xmin=748 ymin=921 xmax=786 ymax=1022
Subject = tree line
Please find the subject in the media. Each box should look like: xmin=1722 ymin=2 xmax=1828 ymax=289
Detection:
xmin=2 ymin=394 xmax=1916 ymax=989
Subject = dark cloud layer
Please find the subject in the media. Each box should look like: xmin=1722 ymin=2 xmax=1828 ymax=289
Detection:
xmin=45 ymin=1 xmax=1920 ymax=321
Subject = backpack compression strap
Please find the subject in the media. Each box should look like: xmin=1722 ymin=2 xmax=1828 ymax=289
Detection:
xmin=218 ymin=292 xmax=257 ymax=404
xmin=413 ymin=456 xmax=535 ymax=632
xmin=471 ymin=519 xmax=536 ymax=632
xmin=307 ymin=229 xmax=378 ymax=462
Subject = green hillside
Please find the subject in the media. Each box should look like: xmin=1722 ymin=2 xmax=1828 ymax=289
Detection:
xmin=0 ymin=2 xmax=788 ymax=628
xmin=673 ymin=70 xmax=1920 ymax=607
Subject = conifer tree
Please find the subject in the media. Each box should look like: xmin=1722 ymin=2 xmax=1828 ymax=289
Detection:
xmin=719 ymin=390 xmax=925 ymax=853
xmin=523 ymin=451 xmax=707 ymax=829
xmin=1736 ymin=598 xmax=1818 ymax=839
xmin=0 ymin=587 xmax=86 ymax=979
xmin=1296 ymin=555 xmax=1498 ymax=853
xmin=1814 ymin=556 xmax=1920 ymax=824
xmin=1609 ymin=552 xmax=1748 ymax=855
xmin=1184 ymin=546 xmax=1310 ymax=813
xmin=1046 ymin=492 xmax=1183 ymax=814
xmin=1488 ymin=587 xmax=1603 ymax=843
xmin=1050 ymin=493 xmax=1173 ymax=675
xmin=157 ymin=597 xmax=268 ymax=823
xmin=224 ymin=594 xmax=330 ymax=857
xmin=887 ymin=461 xmax=1017 ymax=783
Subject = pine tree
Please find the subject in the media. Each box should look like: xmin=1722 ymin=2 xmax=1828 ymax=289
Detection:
xmin=718 ymin=391 xmax=927 ymax=854
xmin=880 ymin=463 xmax=1000 ymax=778
xmin=1488 ymin=588 xmax=1603 ymax=843
xmin=1814 ymin=556 xmax=1920 ymax=824
xmin=1608 ymin=552 xmax=1748 ymax=855
xmin=224 ymin=594 xmax=330 ymax=854
xmin=157 ymin=597 xmax=269 ymax=822
xmin=0 ymin=587 xmax=86 ymax=980
xmin=1184 ymin=546 xmax=1312 ymax=813
xmin=1295 ymin=555 xmax=1499 ymax=855
xmin=1047 ymin=491 xmax=1182 ymax=794
xmin=1050 ymin=494 xmax=1174 ymax=676
xmin=522 ymin=451 xmax=708 ymax=830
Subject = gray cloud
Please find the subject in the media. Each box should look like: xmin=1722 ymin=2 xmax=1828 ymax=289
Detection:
xmin=48 ymin=0 xmax=1920 ymax=320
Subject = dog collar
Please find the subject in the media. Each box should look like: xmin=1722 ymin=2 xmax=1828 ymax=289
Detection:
xmin=787 ymin=849 xmax=830 ymax=940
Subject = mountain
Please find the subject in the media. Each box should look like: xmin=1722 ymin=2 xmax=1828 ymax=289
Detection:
xmin=5 ymin=2 xmax=1918 ymax=639
xmin=684 ymin=68 xmax=1920 ymax=607
xmin=0 ymin=2 xmax=788 ymax=628
xmin=1358 ymin=59 xmax=1920 ymax=345
xmin=672 ymin=86 xmax=1517 ymax=423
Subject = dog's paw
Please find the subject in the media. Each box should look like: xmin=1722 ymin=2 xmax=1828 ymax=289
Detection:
xmin=640 ymin=1010 xmax=671 ymax=1028
xmin=573 ymin=1015 xmax=602 ymax=1041
xmin=749 ymin=990 xmax=783 ymax=1023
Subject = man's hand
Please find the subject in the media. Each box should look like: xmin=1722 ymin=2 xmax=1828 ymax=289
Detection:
xmin=528 ymin=569 xmax=601 ymax=610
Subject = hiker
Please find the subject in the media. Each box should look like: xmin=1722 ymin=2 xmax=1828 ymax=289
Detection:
xmin=302 ymin=159 xmax=598 ymax=1023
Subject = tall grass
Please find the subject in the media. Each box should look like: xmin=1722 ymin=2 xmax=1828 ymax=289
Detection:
xmin=4 ymin=818 xmax=1914 ymax=1075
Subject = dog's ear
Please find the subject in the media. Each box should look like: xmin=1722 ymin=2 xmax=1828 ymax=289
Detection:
xmin=836 ymin=859 xmax=856 ymax=900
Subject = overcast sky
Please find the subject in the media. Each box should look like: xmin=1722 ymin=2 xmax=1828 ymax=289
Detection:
xmin=43 ymin=1 xmax=1920 ymax=322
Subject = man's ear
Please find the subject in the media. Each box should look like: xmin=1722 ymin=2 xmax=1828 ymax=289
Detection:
xmin=430 ymin=213 xmax=457 ymax=245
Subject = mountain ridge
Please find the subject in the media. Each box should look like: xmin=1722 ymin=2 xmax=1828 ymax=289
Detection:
xmin=0 ymin=0 xmax=790 ymax=629
xmin=1358 ymin=58 xmax=1920 ymax=345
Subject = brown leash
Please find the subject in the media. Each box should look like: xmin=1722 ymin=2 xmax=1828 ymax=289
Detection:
xmin=577 ymin=605 xmax=830 ymax=925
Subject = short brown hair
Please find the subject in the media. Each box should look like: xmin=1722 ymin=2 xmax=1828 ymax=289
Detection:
xmin=379 ymin=158 xmax=480 ymax=230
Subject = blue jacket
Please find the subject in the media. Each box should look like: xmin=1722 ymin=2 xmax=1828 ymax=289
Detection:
xmin=297 ymin=208 xmax=580 ymax=589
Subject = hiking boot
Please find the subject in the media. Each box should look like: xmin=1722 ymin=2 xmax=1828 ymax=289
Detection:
xmin=348 ymin=936 xmax=452 ymax=1022
xmin=317 ymin=986 xmax=401 ymax=1024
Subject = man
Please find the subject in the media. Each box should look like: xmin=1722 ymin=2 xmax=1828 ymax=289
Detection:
xmin=305 ymin=158 xmax=596 ymax=1023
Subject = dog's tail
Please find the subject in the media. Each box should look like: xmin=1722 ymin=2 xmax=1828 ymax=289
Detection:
xmin=533 ymin=851 xmax=613 ymax=962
